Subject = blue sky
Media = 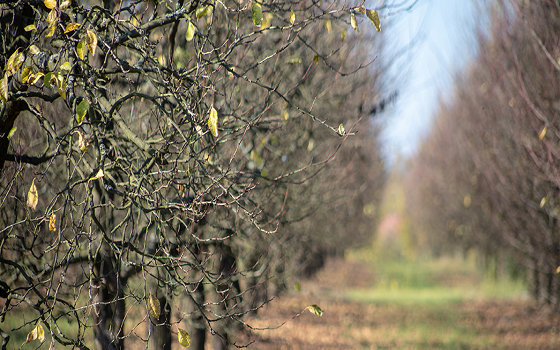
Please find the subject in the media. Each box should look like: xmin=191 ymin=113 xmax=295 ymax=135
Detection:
xmin=378 ymin=0 xmax=478 ymax=165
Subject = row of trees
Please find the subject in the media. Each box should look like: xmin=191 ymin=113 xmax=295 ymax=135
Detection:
xmin=406 ymin=0 xmax=560 ymax=306
xmin=0 ymin=0 xmax=392 ymax=349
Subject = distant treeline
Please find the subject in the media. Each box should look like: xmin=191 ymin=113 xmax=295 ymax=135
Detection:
xmin=406 ymin=0 xmax=560 ymax=306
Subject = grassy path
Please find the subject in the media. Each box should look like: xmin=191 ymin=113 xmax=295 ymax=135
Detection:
xmin=242 ymin=257 xmax=560 ymax=349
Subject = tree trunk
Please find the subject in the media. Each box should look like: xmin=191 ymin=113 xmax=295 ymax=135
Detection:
xmin=93 ymin=246 xmax=125 ymax=350
xmin=188 ymin=283 xmax=206 ymax=350
xmin=148 ymin=295 xmax=172 ymax=350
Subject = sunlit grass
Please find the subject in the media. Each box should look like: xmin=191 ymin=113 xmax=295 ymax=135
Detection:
xmin=339 ymin=251 xmax=533 ymax=349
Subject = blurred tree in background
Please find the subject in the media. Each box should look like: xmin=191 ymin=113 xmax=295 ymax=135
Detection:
xmin=406 ymin=0 xmax=560 ymax=307
xmin=0 ymin=0 xmax=390 ymax=348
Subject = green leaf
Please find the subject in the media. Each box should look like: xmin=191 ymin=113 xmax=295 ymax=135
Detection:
xmin=178 ymin=328 xmax=191 ymax=347
xmin=7 ymin=127 xmax=17 ymax=140
xmin=294 ymin=282 xmax=301 ymax=292
xmin=186 ymin=21 xmax=195 ymax=41
xmin=250 ymin=150 xmax=263 ymax=165
xmin=251 ymin=2 xmax=263 ymax=27
xmin=208 ymin=107 xmax=218 ymax=137
xmin=44 ymin=72 xmax=53 ymax=87
xmin=366 ymin=9 xmax=381 ymax=32
xmin=77 ymin=38 xmax=86 ymax=60
xmin=76 ymin=98 xmax=89 ymax=123
xmin=307 ymin=304 xmax=323 ymax=316
xmin=341 ymin=28 xmax=346 ymax=41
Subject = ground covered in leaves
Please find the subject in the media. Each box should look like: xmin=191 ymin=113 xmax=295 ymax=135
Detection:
xmin=240 ymin=258 xmax=560 ymax=349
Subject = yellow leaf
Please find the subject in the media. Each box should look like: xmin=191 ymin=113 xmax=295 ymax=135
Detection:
xmin=0 ymin=73 xmax=7 ymax=102
xmin=350 ymin=13 xmax=359 ymax=33
xmin=338 ymin=123 xmax=345 ymax=136
xmin=24 ymin=323 xmax=45 ymax=344
xmin=48 ymin=213 xmax=57 ymax=231
xmin=208 ymin=107 xmax=218 ymax=137
xmin=356 ymin=6 xmax=366 ymax=14
xmin=261 ymin=13 xmax=273 ymax=29
xmin=64 ymin=22 xmax=80 ymax=33
xmin=22 ymin=66 xmax=33 ymax=84
xmin=29 ymin=72 xmax=45 ymax=85
xmin=539 ymin=126 xmax=547 ymax=140
xmin=77 ymin=38 xmax=86 ymax=60
xmin=86 ymin=29 xmax=97 ymax=56
xmin=88 ymin=169 xmax=104 ymax=183
xmin=74 ymin=130 xmax=89 ymax=152
xmin=28 ymin=45 xmax=40 ymax=55
xmin=46 ymin=23 xmax=56 ymax=38
xmin=556 ymin=266 xmax=560 ymax=274
xmin=540 ymin=197 xmax=547 ymax=208
xmin=44 ymin=0 xmax=57 ymax=10
xmin=46 ymin=8 xmax=58 ymax=27
xmin=60 ymin=61 xmax=72 ymax=72
xmin=251 ymin=2 xmax=263 ymax=27
xmin=57 ymin=81 xmax=67 ymax=99
xmin=463 ymin=194 xmax=471 ymax=208
xmin=27 ymin=178 xmax=39 ymax=211
xmin=324 ymin=19 xmax=331 ymax=33
xmin=60 ymin=0 xmax=71 ymax=10
xmin=341 ymin=28 xmax=346 ymax=41
xmin=177 ymin=328 xmax=191 ymax=347
xmin=158 ymin=54 xmax=166 ymax=66
xmin=76 ymin=98 xmax=89 ymax=123
xmin=313 ymin=55 xmax=319 ymax=64
xmin=196 ymin=6 xmax=210 ymax=19
xmin=307 ymin=304 xmax=323 ymax=316
xmin=148 ymin=293 xmax=161 ymax=320
xmin=7 ymin=49 xmax=25 ymax=77
xmin=366 ymin=9 xmax=381 ymax=32
xmin=7 ymin=127 xmax=17 ymax=140
xmin=288 ymin=57 xmax=301 ymax=65
xmin=24 ymin=24 xmax=36 ymax=32
xmin=289 ymin=10 xmax=295 ymax=25
xmin=186 ymin=21 xmax=195 ymax=41
xmin=281 ymin=110 xmax=289 ymax=121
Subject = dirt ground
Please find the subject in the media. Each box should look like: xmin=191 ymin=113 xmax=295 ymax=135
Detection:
xmin=238 ymin=258 xmax=560 ymax=350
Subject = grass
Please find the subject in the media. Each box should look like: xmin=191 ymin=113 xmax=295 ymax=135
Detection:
xmin=337 ymin=252 xmax=541 ymax=349
xmin=345 ymin=253 xmax=528 ymax=305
